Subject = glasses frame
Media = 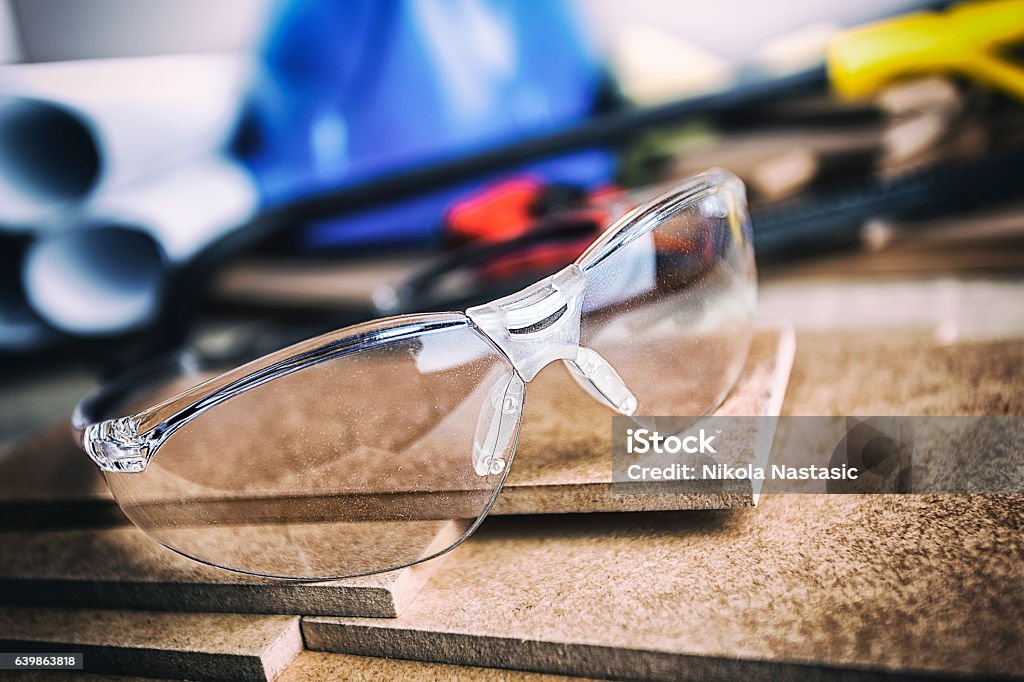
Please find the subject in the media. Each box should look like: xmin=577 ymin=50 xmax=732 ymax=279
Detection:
xmin=72 ymin=168 xmax=752 ymax=578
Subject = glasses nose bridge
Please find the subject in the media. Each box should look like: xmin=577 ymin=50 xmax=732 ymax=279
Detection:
xmin=466 ymin=265 xmax=587 ymax=382
xmin=468 ymin=264 xmax=638 ymax=416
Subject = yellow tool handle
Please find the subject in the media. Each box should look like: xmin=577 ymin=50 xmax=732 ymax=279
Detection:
xmin=829 ymin=0 xmax=1024 ymax=100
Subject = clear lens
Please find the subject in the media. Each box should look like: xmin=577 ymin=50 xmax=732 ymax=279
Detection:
xmin=575 ymin=173 xmax=756 ymax=416
xmin=104 ymin=321 xmax=520 ymax=579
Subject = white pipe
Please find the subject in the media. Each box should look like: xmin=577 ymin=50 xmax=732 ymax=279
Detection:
xmin=0 ymin=53 xmax=250 ymax=225
xmin=23 ymin=157 xmax=259 ymax=336
xmin=0 ymin=234 xmax=54 ymax=352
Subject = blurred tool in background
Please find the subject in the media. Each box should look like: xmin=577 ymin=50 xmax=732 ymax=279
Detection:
xmin=219 ymin=0 xmax=1024 ymax=326
xmin=829 ymin=0 xmax=1024 ymax=100
xmin=0 ymin=0 xmax=1022 ymax=376
xmin=372 ymin=180 xmax=632 ymax=315
xmin=752 ymin=0 xmax=1024 ymax=258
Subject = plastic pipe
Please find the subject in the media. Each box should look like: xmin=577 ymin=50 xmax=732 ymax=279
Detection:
xmin=23 ymin=157 xmax=258 ymax=336
xmin=0 ymin=53 xmax=249 ymax=225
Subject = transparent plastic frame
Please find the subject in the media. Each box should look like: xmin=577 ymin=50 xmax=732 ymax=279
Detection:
xmin=72 ymin=168 xmax=756 ymax=580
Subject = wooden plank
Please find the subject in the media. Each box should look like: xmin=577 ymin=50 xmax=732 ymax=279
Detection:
xmin=0 ymin=607 xmax=302 ymax=682
xmin=0 ymin=523 xmax=456 ymax=618
xmin=303 ymin=494 xmax=1024 ymax=681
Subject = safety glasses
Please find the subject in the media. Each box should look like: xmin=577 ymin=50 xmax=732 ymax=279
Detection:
xmin=73 ymin=169 xmax=757 ymax=580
